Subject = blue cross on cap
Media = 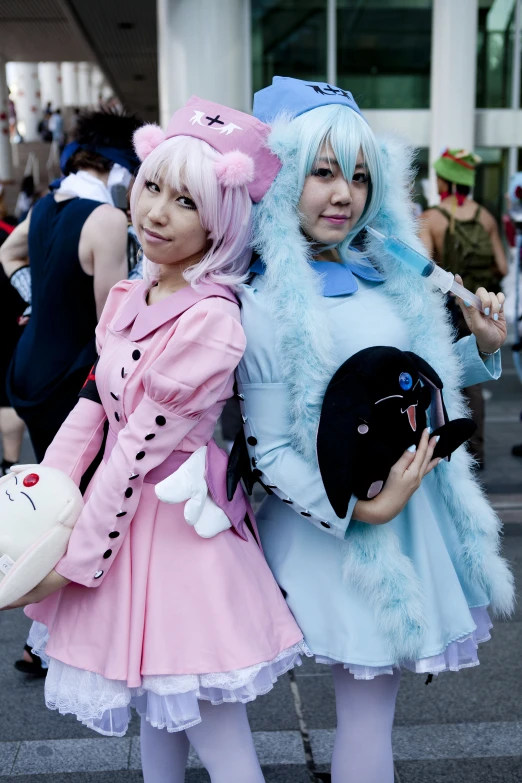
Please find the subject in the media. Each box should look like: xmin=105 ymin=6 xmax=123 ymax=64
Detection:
xmin=253 ymin=76 xmax=365 ymax=123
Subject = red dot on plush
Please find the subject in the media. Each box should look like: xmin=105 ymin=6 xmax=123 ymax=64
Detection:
xmin=23 ymin=473 xmax=40 ymax=487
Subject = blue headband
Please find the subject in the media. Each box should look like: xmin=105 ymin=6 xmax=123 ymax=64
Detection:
xmin=60 ymin=141 xmax=140 ymax=175
xmin=253 ymin=76 xmax=365 ymax=123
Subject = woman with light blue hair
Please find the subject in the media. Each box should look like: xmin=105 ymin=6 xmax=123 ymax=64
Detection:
xmin=232 ymin=77 xmax=514 ymax=781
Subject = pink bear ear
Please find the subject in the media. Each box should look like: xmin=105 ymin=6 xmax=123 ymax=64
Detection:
xmin=215 ymin=151 xmax=255 ymax=189
xmin=133 ymin=124 xmax=166 ymax=161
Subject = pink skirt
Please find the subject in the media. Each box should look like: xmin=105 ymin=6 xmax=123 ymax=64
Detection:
xmin=26 ymin=480 xmax=306 ymax=734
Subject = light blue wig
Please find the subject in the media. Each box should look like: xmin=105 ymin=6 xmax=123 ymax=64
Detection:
xmin=290 ymin=103 xmax=385 ymax=254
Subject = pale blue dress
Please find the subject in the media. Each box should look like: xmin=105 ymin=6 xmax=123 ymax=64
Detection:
xmin=236 ymin=259 xmax=501 ymax=678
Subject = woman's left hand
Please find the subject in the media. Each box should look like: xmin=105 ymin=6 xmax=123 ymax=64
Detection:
xmin=1 ymin=570 xmax=70 ymax=610
xmin=455 ymin=275 xmax=507 ymax=355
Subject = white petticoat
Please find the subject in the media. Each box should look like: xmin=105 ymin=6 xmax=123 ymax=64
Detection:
xmin=315 ymin=606 xmax=492 ymax=680
xmin=28 ymin=623 xmax=308 ymax=736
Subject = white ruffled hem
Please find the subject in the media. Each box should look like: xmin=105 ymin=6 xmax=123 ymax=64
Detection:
xmin=28 ymin=623 xmax=308 ymax=736
xmin=315 ymin=606 xmax=492 ymax=680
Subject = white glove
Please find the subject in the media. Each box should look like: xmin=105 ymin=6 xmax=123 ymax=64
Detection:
xmin=155 ymin=446 xmax=232 ymax=539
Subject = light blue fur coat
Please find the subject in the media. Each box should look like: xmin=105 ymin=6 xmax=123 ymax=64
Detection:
xmin=252 ymin=120 xmax=515 ymax=662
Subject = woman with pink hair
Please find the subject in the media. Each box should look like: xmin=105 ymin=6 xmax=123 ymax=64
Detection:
xmin=9 ymin=98 xmax=306 ymax=782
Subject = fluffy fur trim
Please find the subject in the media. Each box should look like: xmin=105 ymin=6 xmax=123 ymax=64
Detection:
xmin=254 ymin=123 xmax=514 ymax=661
xmin=133 ymin=124 xmax=166 ymax=161
xmin=215 ymin=151 xmax=255 ymax=188
xmin=342 ymin=523 xmax=427 ymax=661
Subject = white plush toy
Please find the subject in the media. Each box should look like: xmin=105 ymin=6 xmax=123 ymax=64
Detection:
xmin=0 ymin=465 xmax=83 ymax=609
xmin=155 ymin=446 xmax=232 ymax=538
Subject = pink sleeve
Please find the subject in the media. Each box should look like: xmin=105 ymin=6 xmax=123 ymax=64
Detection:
xmin=42 ymin=281 xmax=134 ymax=482
xmin=56 ymin=298 xmax=246 ymax=588
xmin=43 ymin=398 xmax=107 ymax=484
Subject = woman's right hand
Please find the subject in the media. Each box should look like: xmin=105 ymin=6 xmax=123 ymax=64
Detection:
xmin=353 ymin=429 xmax=440 ymax=525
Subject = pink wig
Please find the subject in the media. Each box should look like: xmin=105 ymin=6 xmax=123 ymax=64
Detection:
xmin=130 ymin=135 xmax=253 ymax=287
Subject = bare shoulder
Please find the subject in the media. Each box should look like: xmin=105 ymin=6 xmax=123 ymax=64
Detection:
xmin=478 ymin=206 xmax=497 ymax=232
xmin=419 ymin=207 xmax=445 ymax=225
xmin=85 ymin=204 xmax=128 ymax=236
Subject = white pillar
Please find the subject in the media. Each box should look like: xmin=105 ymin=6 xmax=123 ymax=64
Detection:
xmin=327 ymin=0 xmax=337 ymax=86
xmin=0 ymin=57 xmax=13 ymax=181
xmin=509 ymin=0 xmax=522 ymax=179
xmin=90 ymin=65 xmax=104 ymax=107
xmin=428 ymin=0 xmax=478 ymax=204
xmin=101 ymin=83 xmax=113 ymax=103
xmin=38 ymin=62 xmax=63 ymax=111
xmin=157 ymin=0 xmax=250 ymax=128
xmin=11 ymin=62 xmax=41 ymax=142
xmin=61 ymin=62 xmax=79 ymax=107
xmin=77 ymin=62 xmax=91 ymax=107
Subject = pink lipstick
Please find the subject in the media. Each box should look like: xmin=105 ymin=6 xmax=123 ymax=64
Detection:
xmin=143 ymin=228 xmax=170 ymax=243
xmin=321 ymin=215 xmax=349 ymax=225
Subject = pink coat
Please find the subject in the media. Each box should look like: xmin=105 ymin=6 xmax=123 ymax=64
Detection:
xmin=27 ymin=280 xmax=302 ymax=687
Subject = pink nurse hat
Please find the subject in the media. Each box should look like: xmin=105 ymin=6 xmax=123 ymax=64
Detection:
xmin=133 ymin=96 xmax=281 ymax=203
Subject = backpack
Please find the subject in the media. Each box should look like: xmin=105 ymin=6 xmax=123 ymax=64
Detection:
xmin=433 ymin=205 xmax=501 ymax=293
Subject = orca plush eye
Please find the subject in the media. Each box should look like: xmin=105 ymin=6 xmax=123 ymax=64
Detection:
xmin=399 ymin=372 xmax=413 ymax=391
xmin=23 ymin=473 xmax=40 ymax=487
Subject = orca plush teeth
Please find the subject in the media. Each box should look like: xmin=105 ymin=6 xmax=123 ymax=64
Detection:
xmin=405 ymin=404 xmax=417 ymax=432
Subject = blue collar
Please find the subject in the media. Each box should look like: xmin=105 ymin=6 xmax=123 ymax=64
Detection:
xmin=250 ymin=254 xmax=384 ymax=297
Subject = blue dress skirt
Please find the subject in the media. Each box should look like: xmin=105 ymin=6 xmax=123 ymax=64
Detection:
xmin=236 ymin=265 xmax=500 ymax=678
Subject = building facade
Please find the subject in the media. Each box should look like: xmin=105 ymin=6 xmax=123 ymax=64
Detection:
xmin=158 ymin=0 xmax=522 ymax=216
xmin=252 ymin=0 xmax=521 ymax=213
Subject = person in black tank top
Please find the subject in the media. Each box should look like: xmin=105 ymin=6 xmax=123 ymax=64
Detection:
xmin=7 ymin=195 xmax=102 ymax=457
xmin=1 ymin=111 xmax=142 ymax=463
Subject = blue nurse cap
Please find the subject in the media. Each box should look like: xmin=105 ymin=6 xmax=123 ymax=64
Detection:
xmin=253 ymin=76 xmax=365 ymax=123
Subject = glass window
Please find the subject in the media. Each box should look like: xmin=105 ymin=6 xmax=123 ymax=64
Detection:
xmin=252 ymin=0 xmax=328 ymax=94
xmin=477 ymin=0 xmax=517 ymax=109
xmin=336 ymin=0 xmax=432 ymax=110
xmin=474 ymin=147 xmax=509 ymax=221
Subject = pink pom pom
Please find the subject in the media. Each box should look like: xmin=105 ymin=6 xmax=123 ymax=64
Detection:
xmin=133 ymin=124 xmax=166 ymax=161
xmin=215 ymin=151 xmax=255 ymax=189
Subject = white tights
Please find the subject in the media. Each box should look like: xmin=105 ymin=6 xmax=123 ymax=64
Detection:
xmin=140 ymin=669 xmax=401 ymax=782
xmin=140 ymin=700 xmax=265 ymax=783
xmin=331 ymin=666 xmax=401 ymax=783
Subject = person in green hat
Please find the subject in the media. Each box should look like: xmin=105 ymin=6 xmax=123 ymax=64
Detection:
xmin=434 ymin=147 xmax=480 ymax=189
xmin=420 ymin=148 xmax=508 ymax=469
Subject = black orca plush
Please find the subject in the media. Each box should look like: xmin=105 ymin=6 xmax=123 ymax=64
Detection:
xmin=317 ymin=346 xmax=476 ymax=518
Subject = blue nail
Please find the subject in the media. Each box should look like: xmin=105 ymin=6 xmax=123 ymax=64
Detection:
xmin=493 ymin=313 xmax=499 ymax=321
xmin=464 ymin=300 xmax=472 ymax=307
xmin=407 ymin=444 xmax=417 ymax=453
xmin=485 ymin=307 xmax=490 ymax=316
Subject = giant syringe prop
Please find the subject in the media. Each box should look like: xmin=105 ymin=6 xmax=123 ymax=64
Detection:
xmin=366 ymin=226 xmax=484 ymax=313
